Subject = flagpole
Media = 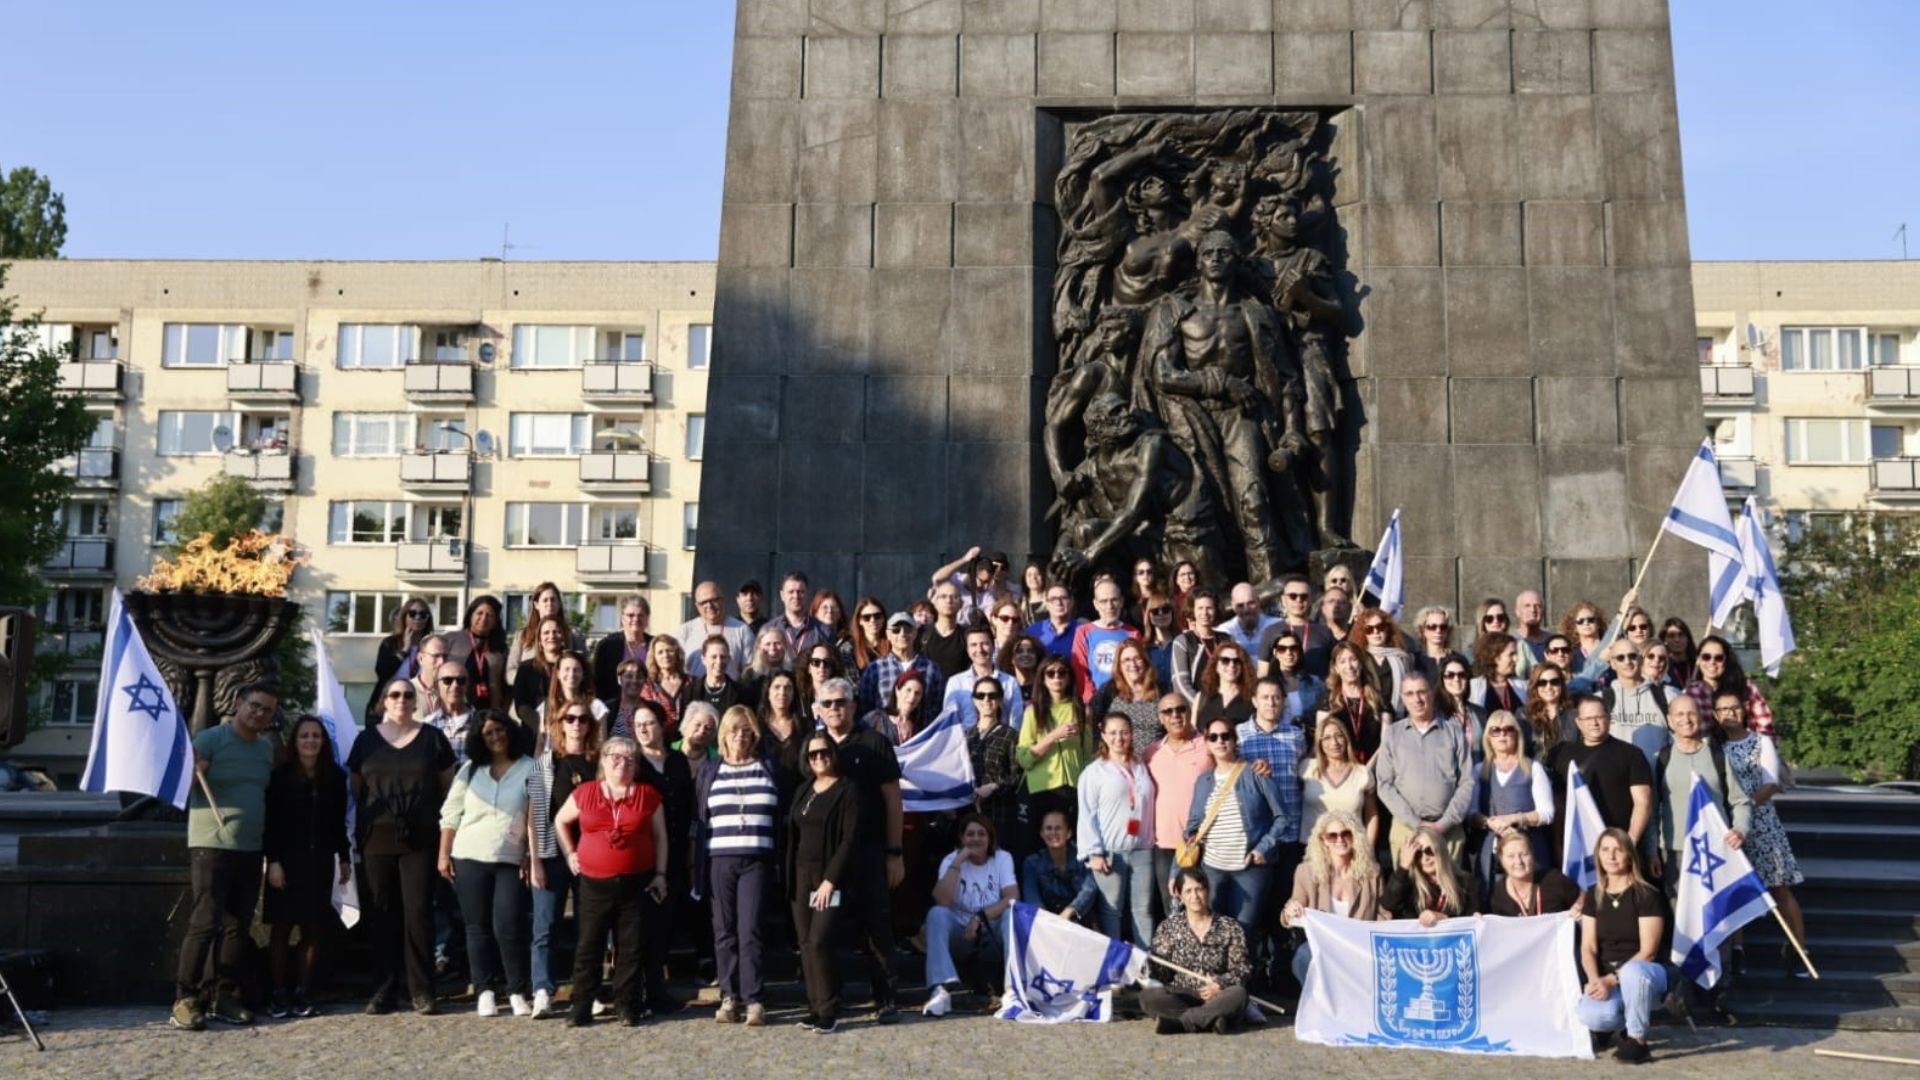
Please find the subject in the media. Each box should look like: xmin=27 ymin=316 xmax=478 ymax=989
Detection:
xmin=195 ymin=770 xmax=230 ymax=837
xmin=1618 ymin=526 xmax=1669 ymax=620
xmin=1145 ymin=955 xmax=1288 ymax=1017
xmin=1773 ymin=908 xmax=1820 ymax=979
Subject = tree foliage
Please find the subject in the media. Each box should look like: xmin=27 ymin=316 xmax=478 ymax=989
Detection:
xmin=0 ymin=265 xmax=99 ymax=606
xmin=168 ymin=476 xmax=270 ymax=556
xmin=1770 ymin=514 xmax=1920 ymax=779
xmin=0 ymin=167 xmax=68 ymax=259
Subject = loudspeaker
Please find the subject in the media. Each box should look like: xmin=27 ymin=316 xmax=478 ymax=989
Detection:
xmin=0 ymin=608 xmax=35 ymax=749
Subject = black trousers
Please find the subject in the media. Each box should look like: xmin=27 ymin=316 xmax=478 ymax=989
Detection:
xmin=360 ymin=848 xmax=438 ymax=1000
xmin=1140 ymin=983 xmax=1250 ymax=1032
xmin=843 ymin=856 xmax=895 ymax=1006
xmin=792 ymin=894 xmax=843 ymax=1021
xmin=175 ymin=848 xmax=263 ymax=1000
xmin=574 ymin=874 xmax=647 ymax=1017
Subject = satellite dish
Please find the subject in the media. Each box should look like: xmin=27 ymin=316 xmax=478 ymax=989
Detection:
xmin=212 ymin=425 xmax=234 ymax=453
xmin=1744 ymin=323 xmax=1766 ymax=350
xmin=478 ymin=342 xmax=496 ymax=364
xmin=475 ymin=431 xmax=495 ymax=456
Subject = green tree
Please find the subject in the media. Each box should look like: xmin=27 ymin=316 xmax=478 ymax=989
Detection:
xmin=0 ymin=167 xmax=68 ymax=259
xmin=167 ymin=475 xmax=269 ymax=554
xmin=1770 ymin=514 xmax=1920 ymax=779
xmin=0 ymin=266 xmax=98 ymax=607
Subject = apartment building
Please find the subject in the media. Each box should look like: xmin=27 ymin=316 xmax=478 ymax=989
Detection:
xmin=1694 ymin=260 xmax=1920 ymax=535
xmin=13 ymin=260 xmax=713 ymax=782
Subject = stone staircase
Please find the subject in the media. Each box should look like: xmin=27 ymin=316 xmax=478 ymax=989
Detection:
xmin=1722 ymin=787 xmax=1920 ymax=1031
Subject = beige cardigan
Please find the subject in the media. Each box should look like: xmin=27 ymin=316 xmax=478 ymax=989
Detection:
xmin=1285 ymin=859 xmax=1383 ymax=923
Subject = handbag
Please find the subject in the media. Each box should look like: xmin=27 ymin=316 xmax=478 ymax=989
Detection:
xmin=1175 ymin=762 xmax=1244 ymax=869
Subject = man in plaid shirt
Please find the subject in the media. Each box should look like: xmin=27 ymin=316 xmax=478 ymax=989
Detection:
xmin=1235 ymin=676 xmax=1304 ymax=992
xmin=858 ymin=613 xmax=944 ymax=727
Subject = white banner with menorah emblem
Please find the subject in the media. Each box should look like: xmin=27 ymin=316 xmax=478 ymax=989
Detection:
xmin=1295 ymin=911 xmax=1590 ymax=1059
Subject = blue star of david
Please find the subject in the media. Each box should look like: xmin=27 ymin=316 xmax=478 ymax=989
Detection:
xmin=1687 ymin=832 xmax=1725 ymax=892
xmin=1029 ymin=968 xmax=1075 ymax=1000
xmin=122 ymin=674 xmax=171 ymax=723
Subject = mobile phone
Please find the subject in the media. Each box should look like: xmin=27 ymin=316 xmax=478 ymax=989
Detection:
xmin=828 ymin=890 xmax=842 ymax=908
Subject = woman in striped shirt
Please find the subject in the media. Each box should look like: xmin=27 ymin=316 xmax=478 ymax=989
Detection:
xmin=695 ymin=705 xmax=780 ymax=1027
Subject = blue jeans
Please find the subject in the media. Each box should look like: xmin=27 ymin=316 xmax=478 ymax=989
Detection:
xmin=1091 ymin=849 xmax=1156 ymax=953
xmin=1575 ymin=960 xmax=1670 ymax=1040
xmin=924 ymin=907 xmax=1009 ymax=989
xmin=1291 ymin=941 xmax=1313 ymax=987
xmin=530 ymin=854 xmax=578 ymax=995
xmin=451 ymin=858 xmax=531 ymax=996
xmin=1203 ymin=863 xmax=1273 ymax=933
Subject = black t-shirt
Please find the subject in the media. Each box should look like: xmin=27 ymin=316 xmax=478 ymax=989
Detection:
xmin=1550 ymin=737 xmax=1651 ymax=834
xmin=921 ymin=624 xmax=971 ymax=681
xmin=1196 ymin=693 xmax=1255 ymax=731
xmin=1488 ymin=868 xmax=1582 ymax=917
xmin=550 ymin=752 xmax=595 ymax=820
xmin=815 ymin=725 xmax=901 ymax=852
xmin=634 ymin=750 xmax=695 ymax=872
xmin=347 ymin=725 xmax=455 ymax=855
xmin=1584 ymin=881 xmax=1662 ymax=974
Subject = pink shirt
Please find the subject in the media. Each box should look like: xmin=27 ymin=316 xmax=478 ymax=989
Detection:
xmin=1145 ymin=735 xmax=1213 ymax=851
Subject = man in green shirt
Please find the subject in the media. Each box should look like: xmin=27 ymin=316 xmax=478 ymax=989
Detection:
xmin=171 ymin=682 xmax=279 ymax=1031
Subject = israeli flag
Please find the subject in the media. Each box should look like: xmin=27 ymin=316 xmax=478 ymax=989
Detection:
xmin=895 ymin=704 xmax=976 ymax=813
xmin=80 ymin=592 xmax=192 ymax=809
xmin=997 ymin=902 xmax=1148 ymax=1024
xmin=1363 ymin=508 xmax=1405 ymax=617
xmin=1736 ymin=498 xmax=1796 ymax=676
xmin=311 ymin=628 xmax=362 ymax=928
xmin=1671 ymin=773 xmax=1774 ymax=989
xmin=1661 ymin=440 xmax=1744 ymax=627
xmin=1559 ymin=762 xmax=1609 ymax=891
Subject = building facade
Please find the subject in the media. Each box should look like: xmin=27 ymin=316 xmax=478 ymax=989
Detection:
xmin=13 ymin=260 xmax=713 ymax=782
xmin=1693 ymin=261 xmax=1920 ymax=534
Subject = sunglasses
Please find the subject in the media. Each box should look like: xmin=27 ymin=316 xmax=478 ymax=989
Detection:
xmin=1043 ymin=670 xmax=1069 ymax=680
xmin=1364 ymin=624 xmax=1387 ymax=635
xmin=1159 ymin=705 xmax=1191 ymax=716
xmin=405 ymin=610 xmax=430 ymax=620
xmin=1417 ymin=848 xmax=1438 ymax=858
xmin=1483 ymin=613 xmax=1508 ymax=624
xmin=1627 ymin=622 xmax=1653 ymax=633
xmin=437 ymin=676 xmax=468 ymax=685
xmin=1612 ymin=654 xmax=1641 ymax=664
xmin=1324 ymin=831 xmax=1353 ymax=841
xmin=1537 ymin=677 xmax=1565 ymax=688
xmin=1217 ymin=657 xmax=1242 ymax=667
xmin=807 ymin=658 xmax=832 ymax=668
xmin=1274 ymin=644 xmax=1302 ymax=654
xmin=1489 ymin=727 xmax=1518 ymax=735
xmin=817 ymin=698 xmax=849 ymax=709
xmin=1206 ymin=732 xmax=1237 ymax=743
xmin=1698 ymin=653 xmax=1726 ymax=663
xmin=563 ymin=715 xmax=592 ymax=724
xmin=887 ymin=625 xmax=913 ymax=635
xmin=696 ymin=598 xmax=721 ymax=607
xmin=1443 ymin=670 xmax=1469 ymax=680
xmin=859 ymin=612 xmax=884 ymax=621
xmin=1148 ymin=607 xmax=1171 ymax=617
xmin=1423 ymin=623 xmax=1448 ymax=632
xmin=386 ymin=691 xmax=415 ymax=701
xmin=1283 ymin=591 xmax=1310 ymax=601
xmin=972 ymin=691 xmax=1002 ymax=702
xmin=1546 ymin=645 xmax=1571 ymax=655
xmin=995 ymin=614 xmax=1018 ymax=622
xmin=805 ymin=747 xmax=834 ymax=760
xmin=1574 ymin=615 xmax=1599 ymax=626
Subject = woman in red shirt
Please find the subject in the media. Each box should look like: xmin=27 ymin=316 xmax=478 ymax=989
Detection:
xmin=553 ymin=735 xmax=669 ymax=1027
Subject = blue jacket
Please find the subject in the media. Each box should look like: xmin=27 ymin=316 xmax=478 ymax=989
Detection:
xmin=1184 ymin=765 xmax=1290 ymax=862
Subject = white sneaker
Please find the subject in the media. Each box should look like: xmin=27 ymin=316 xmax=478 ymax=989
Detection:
xmin=476 ymin=990 xmax=497 ymax=1017
xmin=923 ymin=984 xmax=952 ymax=1017
xmin=591 ymin=998 xmax=609 ymax=1017
xmin=530 ymin=990 xmax=551 ymax=1019
xmin=509 ymin=993 xmax=531 ymax=1017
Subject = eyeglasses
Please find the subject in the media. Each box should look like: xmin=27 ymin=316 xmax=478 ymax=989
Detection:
xmin=437 ymin=676 xmax=468 ymax=686
xmin=806 ymin=748 xmax=834 ymax=760
xmin=1574 ymin=615 xmax=1599 ymax=626
xmin=386 ymin=691 xmax=415 ymax=701
xmin=696 ymin=597 xmax=722 ymax=608
xmin=1537 ymin=677 xmax=1565 ymax=688
xmin=1611 ymin=654 xmax=1641 ymax=664
xmin=1046 ymin=594 xmax=1071 ymax=604
xmin=1713 ymin=706 xmax=1742 ymax=716
xmin=1205 ymin=732 xmax=1237 ymax=743
xmin=817 ymin=698 xmax=850 ymax=709
xmin=603 ymin=753 xmax=634 ymax=764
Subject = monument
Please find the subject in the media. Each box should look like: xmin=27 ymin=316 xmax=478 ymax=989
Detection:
xmin=696 ymin=0 xmax=1705 ymax=619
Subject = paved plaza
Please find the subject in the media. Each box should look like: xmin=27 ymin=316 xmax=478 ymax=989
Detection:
xmin=6 ymin=1005 xmax=1917 ymax=1079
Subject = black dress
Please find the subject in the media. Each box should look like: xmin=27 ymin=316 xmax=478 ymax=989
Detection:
xmin=262 ymin=762 xmax=351 ymax=924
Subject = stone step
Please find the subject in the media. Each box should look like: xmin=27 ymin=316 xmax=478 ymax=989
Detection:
xmin=1732 ymin=969 xmax=1920 ymax=1007
xmin=15 ymin=823 xmax=187 ymax=869
xmin=0 ymin=949 xmax=55 ymax=1010
xmin=1775 ymin=789 xmax=1920 ymax=828
xmin=1717 ymin=996 xmax=1920 ymax=1033
xmin=1792 ymin=858 xmax=1920 ymax=913
xmin=1780 ymin=822 xmax=1920 ymax=860
xmin=1731 ymin=936 xmax=1920 ymax=975
xmin=1762 ymin=907 xmax=1920 ymax=941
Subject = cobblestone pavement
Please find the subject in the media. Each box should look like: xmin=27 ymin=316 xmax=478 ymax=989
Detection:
xmin=5 ymin=1002 xmax=1918 ymax=1079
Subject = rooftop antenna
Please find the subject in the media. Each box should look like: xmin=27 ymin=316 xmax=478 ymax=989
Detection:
xmin=1895 ymin=223 xmax=1909 ymax=260
xmin=500 ymin=224 xmax=536 ymax=261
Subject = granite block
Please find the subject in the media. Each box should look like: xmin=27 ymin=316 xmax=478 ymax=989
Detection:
xmin=1376 ymin=378 xmax=1450 ymax=443
xmin=1512 ymin=30 xmax=1591 ymax=93
xmin=794 ymin=203 xmax=875 ymax=267
xmin=1436 ymin=95 xmax=1520 ymax=200
xmin=1354 ymin=30 xmax=1434 ymax=94
xmin=1612 ymin=267 xmax=1694 ymax=377
xmin=1541 ymin=445 xmax=1632 ymax=558
xmin=1524 ymin=201 xmax=1606 ymax=266
xmin=870 ymin=268 xmax=956 ymax=374
xmin=866 ymin=375 xmax=950 ymax=439
xmin=803 ymin=35 xmax=882 ymax=97
xmin=877 ymin=99 xmax=959 ymax=201
xmin=1362 ymin=266 xmax=1446 ymax=376
xmin=883 ymin=34 xmax=960 ymax=97
xmin=1535 ymin=376 xmax=1619 ymax=445
xmin=1196 ymin=0 xmax=1274 ymax=31
xmin=798 ymin=99 xmax=880 ymax=202
xmin=784 ymin=375 xmax=867 ymax=441
xmin=1517 ymin=95 xmax=1602 ymax=199
xmin=733 ymin=37 xmax=805 ymax=98
xmin=863 ymin=442 xmax=952 ymax=551
xmin=1527 ymin=266 xmax=1612 ymax=376
xmin=1365 ymin=98 xmax=1438 ymax=201
xmin=1445 ymin=267 xmax=1530 ymax=375
xmin=1274 ymin=32 xmax=1355 ymax=97
xmin=961 ymin=33 xmax=1038 ymax=96
xmin=1606 ymin=200 xmax=1689 ymax=268
xmin=1440 ymin=202 xmax=1524 ymax=266
xmin=1433 ymin=30 xmax=1511 ymax=93
xmin=1454 ymin=444 xmax=1542 ymax=555
xmin=1117 ymin=33 xmax=1196 ymax=97
xmin=875 ymin=203 xmax=954 ymax=268
xmin=1038 ymin=32 xmax=1117 ymax=96
xmin=1195 ymin=33 xmax=1275 ymax=96
xmin=717 ymin=204 xmax=796 ymax=269
xmin=1450 ymin=376 xmax=1535 ymax=444
xmin=1367 ymin=202 xmax=1441 ymax=267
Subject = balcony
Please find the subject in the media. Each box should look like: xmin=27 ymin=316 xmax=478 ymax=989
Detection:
xmin=403 ymin=361 xmax=477 ymax=404
xmin=575 ymin=543 xmax=650 ymax=582
xmin=57 ymin=447 xmax=121 ymax=489
xmin=57 ymin=360 xmax=124 ymax=400
xmin=45 ymin=626 xmax=105 ymax=660
xmin=1868 ymin=366 xmax=1920 ymax=409
xmin=581 ymin=361 xmax=655 ymax=404
xmin=1698 ymin=364 xmax=1756 ymax=408
xmin=578 ymin=451 xmax=653 ymax=493
xmin=44 ymin=538 xmax=114 ymax=577
xmin=222 ymin=449 xmax=297 ymax=492
xmin=226 ymin=359 xmax=301 ymax=403
xmin=396 ymin=539 xmax=467 ymax=583
xmin=1718 ymin=456 xmax=1759 ymax=491
xmin=1871 ymin=457 xmax=1920 ymax=499
xmin=399 ymin=450 xmax=472 ymax=493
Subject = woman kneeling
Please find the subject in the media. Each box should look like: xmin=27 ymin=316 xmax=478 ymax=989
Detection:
xmin=1142 ymin=869 xmax=1251 ymax=1035
xmin=1576 ymin=828 xmax=1680 ymax=1063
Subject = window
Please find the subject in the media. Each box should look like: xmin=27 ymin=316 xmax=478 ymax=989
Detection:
xmin=1873 ymin=333 xmax=1904 ymax=367
xmin=259 ymin=501 xmax=285 ymax=534
xmin=251 ymin=329 xmax=295 ymax=361
xmin=419 ymin=416 xmax=467 ymax=453
xmin=429 ymin=330 xmax=469 ymax=362
xmin=326 ymin=591 xmax=408 ymax=635
xmin=87 ymin=417 xmax=116 ymax=449
xmin=689 ymin=324 xmax=711 ymax=370
xmin=507 ymin=413 xmax=592 ymax=457
xmin=1696 ymin=336 xmax=1714 ymax=366
xmin=1784 ymin=418 xmax=1870 ymax=464
xmin=332 ymin=413 xmax=413 ymax=457
xmin=591 ymin=504 xmax=640 ymax=542
xmin=65 ymin=501 xmax=111 ymax=538
xmin=504 ymin=502 xmax=587 ymax=547
xmin=337 ymin=324 xmax=417 ymax=369
xmin=30 ymin=323 xmax=72 ymax=359
xmin=416 ymin=503 xmax=463 ymax=540
xmin=328 ymin=500 xmax=407 ymax=544
xmin=1872 ymin=425 xmax=1906 ymax=460
xmin=603 ymin=330 xmax=646 ymax=363
xmin=1784 ymin=511 xmax=1848 ymax=544
xmin=157 ymin=411 xmax=240 ymax=455
xmin=1711 ymin=415 xmax=1752 ymax=458
xmin=82 ymin=327 xmax=118 ymax=361
xmin=584 ymin=594 xmax=624 ymax=634
xmin=162 ymin=324 xmax=245 ymax=367
xmin=242 ymin=413 xmax=290 ymax=451
xmin=685 ymin=414 xmax=705 ymax=462
xmin=44 ymin=587 xmax=106 ymax=630
xmin=683 ymin=503 xmax=698 ymax=550
xmin=1779 ymin=326 xmax=1867 ymax=372
xmin=510 ymin=324 xmax=594 ymax=369
xmin=48 ymin=679 xmax=98 ymax=725
xmin=153 ymin=499 xmax=184 ymax=544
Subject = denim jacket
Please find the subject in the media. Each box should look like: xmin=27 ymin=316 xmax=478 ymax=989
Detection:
xmin=1184 ymin=765 xmax=1289 ymax=862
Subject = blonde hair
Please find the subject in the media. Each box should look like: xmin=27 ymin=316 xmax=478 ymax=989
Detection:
xmin=1478 ymin=709 xmax=1532 ymax=770
xmin=1305 ymin=809 xmax=1377 ymax=888
xmin=718 ymin=704 xmax=762 ymax=758
xmin=1404 ymin=825 xmax=1467 ymax=915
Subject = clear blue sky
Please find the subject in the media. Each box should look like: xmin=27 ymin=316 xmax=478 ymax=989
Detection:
xmin=9 ymin=1 xmax=1917 ymax=262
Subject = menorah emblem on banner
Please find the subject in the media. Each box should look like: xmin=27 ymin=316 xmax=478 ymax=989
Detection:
xmin=1372 ymin=930 xmax=1480 ymax=1045
xmin=1394 ymin=948 xmax=1454 ymax=1022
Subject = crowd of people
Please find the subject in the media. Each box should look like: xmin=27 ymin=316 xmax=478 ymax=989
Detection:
xmin=170 ymin=553 xmax=1802 ymax=1061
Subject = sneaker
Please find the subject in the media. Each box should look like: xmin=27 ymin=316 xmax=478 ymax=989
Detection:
xmin=567 ymin=1007 xmax=592 ymax=1028
xmin=796 ymin=1013 xmax=822 ymax=1032
xmin=590 ymin=998 xmax=610 ymax=1017
xmin=267 ymin=990 xmax=292 ymax=1020
xmin=412 ymin=994 xmax=439 ymax=1016
xmin=365 ymin=994 xmax=394 ymax=1016
xmin=1613 ymin=1035 xmax=1652 ymax=1063
xmin=716 ymin=997 xmax=740 ymax=1023
xmin=923 ymin=984 xmax=953 ymax=1017
xmin=509 ymin=993 xmax=531 ymax=1017
xmin=530 ymin=989 xmax=552 ymax=1019
xmin=209 ymin=989 xmax=255 ymax=1026
xmin=476 ymin=990 xmax=497 ymax=1017
xmin=292 ymin=991 xmax=318 ymax=1018
xmin=810 ymin=1015 xmax=838 ymax=1034
xmin=169 ymin=996 xmax=207 ymax=1031
xmin=745 ymin=1002 xmax=766 ymax=1027
xmin=1709 ymin=1004 xmax=1738 ymax=1027
xmin=873 ymin=1000 xmax=899 ymax=1025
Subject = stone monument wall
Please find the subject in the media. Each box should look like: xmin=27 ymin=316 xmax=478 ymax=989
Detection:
xmin=697 ymin=0 xmax=1704 ymax=620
